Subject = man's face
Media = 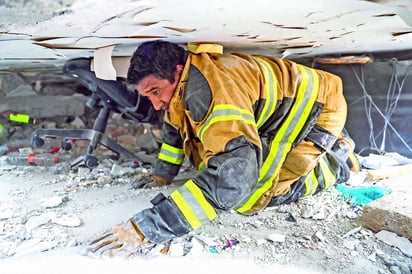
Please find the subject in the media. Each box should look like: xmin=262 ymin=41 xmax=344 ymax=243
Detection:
xmin=136 ymin=65 xmax=183 ymax=111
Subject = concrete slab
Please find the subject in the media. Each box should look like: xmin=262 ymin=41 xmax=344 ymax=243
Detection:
xmin=361 ymin=173 xmax=412 ymax=240
xmin=0 ymin=94 xmax=87 ymax=118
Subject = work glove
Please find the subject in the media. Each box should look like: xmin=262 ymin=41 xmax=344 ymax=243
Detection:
xmin=130 ymin=173 xmax=171 ymax=189
xmin=84 ymin=218 xmax=151 ymax=258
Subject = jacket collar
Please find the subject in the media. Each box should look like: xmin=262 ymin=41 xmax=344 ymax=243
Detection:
xmin=165 ymin=54 xmax=191 ymax=129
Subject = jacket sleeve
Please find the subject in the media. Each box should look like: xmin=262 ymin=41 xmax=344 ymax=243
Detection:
xmin=152 ymin=121 xmax=184 ymax=181
xmin=132 ymin=136 xmax=259 ymax=244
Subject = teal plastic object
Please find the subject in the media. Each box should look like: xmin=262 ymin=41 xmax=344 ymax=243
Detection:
xmin=335 ymin=184 xmax=391 ymax=206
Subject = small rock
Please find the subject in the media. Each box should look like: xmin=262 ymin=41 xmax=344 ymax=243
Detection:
xmin=0 ymin=209 xmax=14 ymax=220
xmin=267 ymin=233 xmax=285 ymax=243
xmin=367 ymin=252 xmax=377 ymax=262
xmin=375 ymin=230 xmax=412 ymax=257
xmin=97 ymin=175 xmax=112 ymax=185
xmin=343 ymin=239 xmax=359 ymax=250
xmin=25 ymin=214 xmax=53 ymax=231
xmin=77 ymin=167 xmax=90 ymax=177
xmin=315 ymin=230 xmax=325 ymax=242
xmin=301 ymin=208 xmax=314 ymax=219
xmin=397 ymin=262 xmax=411 ymax=274
xmin=345 ymin=211 xmax=358 ymax=219
xmin=389 ymin=265 xmax=402 ymax=274
xmin=312 ymin=207 xmax=326 ymax=220
xmin=187 ymin=237 xmax=206 ymax=256
xmin=66 ymin=239 xmax=77 ymax=248
xmin=39 ymin=196 xmax=63 ymax=208
xmin=168 ymin=240 xmax=185 ymax=256
xmin=110 ymin=164 xmax=134 ymax=177
xmin=51 ymin=214 xmax=82 ymax=227
xmin=286 ymin=213 xmax=297 ymax=222
xmin=342 ymin=226 xmax=362 ymax=238
xmin=251 ymin=220 xmax=264 ymax=228
xmin=70 ymin=117 xmax=85 ymax=129
xmin=256 ymin=239 xmax=267 ymax=245
xmin=193 ymin=235 xmax=219 ymax=247
xmin=276 ymin=205 xmax=289 ymax=213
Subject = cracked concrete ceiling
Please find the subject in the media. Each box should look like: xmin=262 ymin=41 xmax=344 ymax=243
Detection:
xmin=1 ymin=0 xmax=412 ymax=71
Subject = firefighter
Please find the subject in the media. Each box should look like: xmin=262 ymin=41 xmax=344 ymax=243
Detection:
xmin=86 ymin=40 xmax=355 ymax=257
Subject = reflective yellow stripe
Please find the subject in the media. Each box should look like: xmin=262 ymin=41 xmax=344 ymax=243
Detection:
xmin=237 ymin=65 xmax=319 ymax=213
xmin=319 ymin=157 xmax=336 ymax=190
xmin=170 ymin=180 xmax=217 ymax=229
xmin=304 ymin=170 xmax=319 ymax=196
xmin=198 ymin=161 xmax=205 ymax=171
xmin=197 ymin=104 xmax=256 ymax=142
xmin=254 ymin=57 xmax=277 ymax=129
xmin=158 ymin=143 xmax=184 ymax=165
xmin=304 ymin=175 xmax=312 ymax=196
xmin=171 ymin=191 xmax=201 ymax=229
xmin=185 ymin=180 xmax=217 ymax=220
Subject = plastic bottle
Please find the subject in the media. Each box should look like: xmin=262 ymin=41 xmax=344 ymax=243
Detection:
xmin=4 ymin=152 xmax=60 ymax=167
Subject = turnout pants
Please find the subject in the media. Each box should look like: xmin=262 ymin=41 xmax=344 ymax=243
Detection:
xmin=270 ymin=93 xmax=349 ymax=205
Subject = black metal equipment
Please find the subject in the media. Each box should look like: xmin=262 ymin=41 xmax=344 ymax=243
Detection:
xmin=30 ymin=57 xmax=162 ymax=169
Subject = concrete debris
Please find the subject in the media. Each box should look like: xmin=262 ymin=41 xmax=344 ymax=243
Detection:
xmin=110 ymin=164 xmax=136 ymax=178
xmin=375 ymin=230 xmax=412 ymax=257
xmin=1 ymin=95 xmax=88 ymax=119
xmin=168 ymin=240 xmax=185 ymax=257
xmin=361 ymin=175 xmax=412 ymax=240
xmin=342 ymin=239 xmax=359 ymax=250
xmin=13 ymin=239 xmax=59 ymax=257
xmin=342 ymin=226 xmax=362 ymax=239
xmin=311 ymin=206 xmax=326 ymax=220
xmin=187 ymin=237 xmax=207 ymax=256
xmin=50 ymin=214 xmax=82 ymax=227
xmin=39 ymin=196 xmax=64 ymax=208
xmin=0 ymin=209 xmax=14 ymax=220
xmin=25 ymin=214 xmax=52 ymax=231
xmin=267 ymin=233 xmax=286 ymax=243
xmin=0 ymin=99 xmax=411 ymax=273
xmin=256 ymin=238 xmax=268 ymax=246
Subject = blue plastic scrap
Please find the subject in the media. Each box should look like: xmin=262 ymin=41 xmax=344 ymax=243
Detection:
xmin=335 ymin=184 xmax=391 ymax=206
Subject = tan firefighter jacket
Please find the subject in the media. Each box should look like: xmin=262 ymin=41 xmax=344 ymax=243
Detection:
xmin=133 ymin=46 xmax=346 ymax=244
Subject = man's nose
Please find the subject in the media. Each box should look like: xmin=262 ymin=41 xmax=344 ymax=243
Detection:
xmin=149 ymin=96 xmax=163 ymax=110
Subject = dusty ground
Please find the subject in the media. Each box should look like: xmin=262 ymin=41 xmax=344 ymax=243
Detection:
xmin=0 ymin=138 xmax=411 ymax=273
xmin=0 ymin=1 xmax=411 ymax=272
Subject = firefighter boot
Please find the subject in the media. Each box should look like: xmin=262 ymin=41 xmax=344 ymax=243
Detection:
xmin=332 ymin=128 xmax=360 ymax=172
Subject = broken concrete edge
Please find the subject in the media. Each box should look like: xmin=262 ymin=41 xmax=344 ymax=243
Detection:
xmin=0 ymin=94 xmax=88 ymax=118
xmin=361 ymin=179 xmax=411 ymax=241
xmin=362 ymin=202 xmax=412 ymax=240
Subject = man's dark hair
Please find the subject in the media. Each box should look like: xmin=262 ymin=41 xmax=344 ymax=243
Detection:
xmin=127 ymin=40 xmax=188 ymax=85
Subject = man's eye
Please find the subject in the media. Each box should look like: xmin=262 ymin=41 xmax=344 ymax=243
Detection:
xmin=152 ymin=89 xmax=160 ymax=96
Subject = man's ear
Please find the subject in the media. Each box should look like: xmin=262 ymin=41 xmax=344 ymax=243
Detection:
xmin=176 ymin=64 xmax=184 ymax=72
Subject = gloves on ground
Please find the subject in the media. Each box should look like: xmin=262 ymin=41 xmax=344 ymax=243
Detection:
xmin=130 ymin=173 xmax=171 ymax=189
xmin=84 ymin=218 xmax=150 ymax=258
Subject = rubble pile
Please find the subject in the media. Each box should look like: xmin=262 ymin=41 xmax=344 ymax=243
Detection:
xmin=0 ymin=158 xmax=411 ymax=273
xmin=0 ymin=71 xmax=411 ymax=273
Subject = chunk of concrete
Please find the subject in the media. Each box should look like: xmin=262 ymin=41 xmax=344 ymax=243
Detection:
xmin=361 ymin=174 xmax=412 ymax=240
xmin=0 ymin=94 xmax=87 ymax=118
xmin=0 ymin=72 xmax=29 ymax=96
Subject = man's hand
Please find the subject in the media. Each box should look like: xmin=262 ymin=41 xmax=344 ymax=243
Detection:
xmin=84 ymin=219 xmax=150 ymax=258
xmin=130 ymin=173 xmax=171 ymax=189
